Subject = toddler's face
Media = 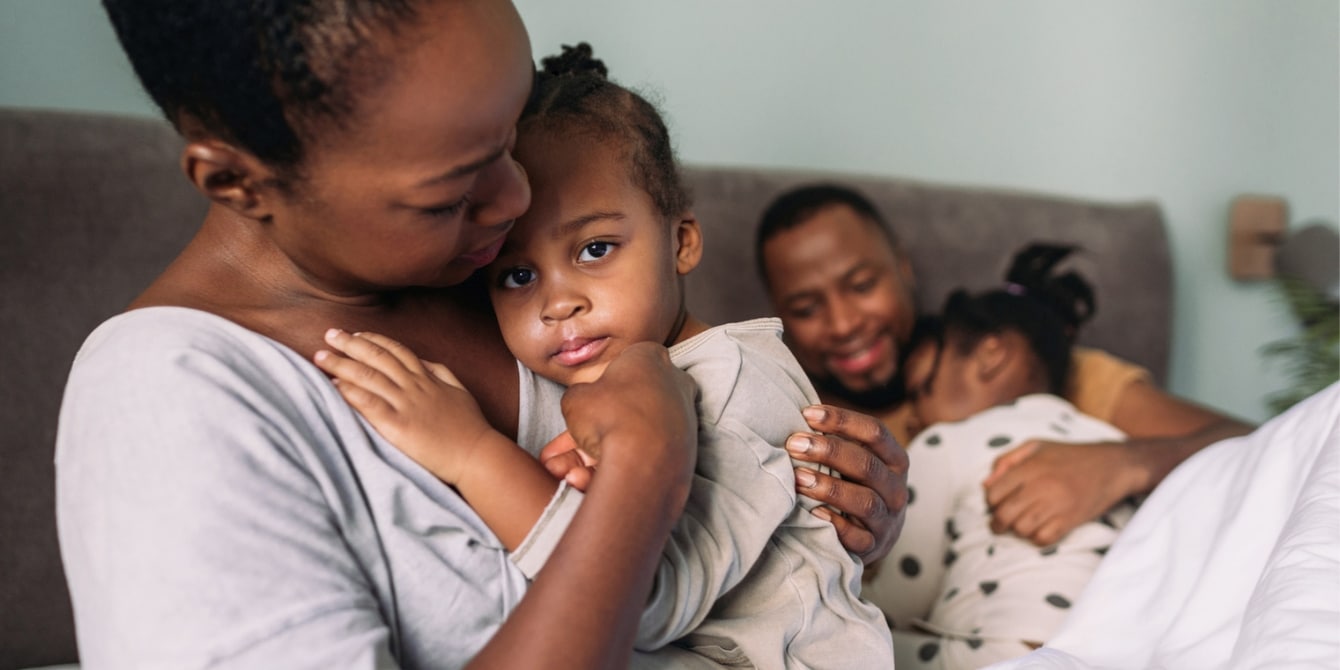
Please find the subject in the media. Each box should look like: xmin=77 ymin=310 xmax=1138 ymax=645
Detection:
xmin=487 ymin=131 xmax=698 ymax=386
xmin=902 ymin=338 xmax=996 ymax=437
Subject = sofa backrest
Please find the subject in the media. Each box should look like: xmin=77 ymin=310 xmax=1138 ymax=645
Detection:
xmin=0 ymin=108 xmax=1170 ymax=668
xmin=1 ymin=108 xmax=206 ymax=669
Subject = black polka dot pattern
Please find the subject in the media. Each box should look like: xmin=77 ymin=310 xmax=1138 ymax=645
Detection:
xmin=1040 ymin=545 xmax=1058 ymax=557
xmin=979 ymin=581 xmax=998 ymax=595
xmin=944 ymin=587 xmax=959 ymax=601
xmin=944 ymin=549 xmax=958 ymax=567
xmin=1048 ymin=423 xmax=1069 ymax=435
xmin=967 ymin=638 xmax=984 ymax=650
xmin=900 ymin=555 xmax=921 ymax=578
xmin=945 ymin=518 xmax=960 ymax=541
xmin=987 ymin=544 xmax=995 ymax=557
xmin=987 ymin=435 xmax=1012 ymax=448
xmin=907 ymin=486 xmax=916 ymax=505
xmin=1046 ymin=594 xmax=1072 ymax=608
xmin=1094 ymin=546 xmax=1109 ymax=556
xmin=925 ymin=433 xmax=942 ymax=447
xmin=918 ymin=642 xmax=940 ymax=661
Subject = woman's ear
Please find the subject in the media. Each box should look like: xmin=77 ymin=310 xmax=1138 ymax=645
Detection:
xmin=180 ymin=139 xmax=281 ymax=221
xmin=673 ymin=214 xmax=704 ymax=275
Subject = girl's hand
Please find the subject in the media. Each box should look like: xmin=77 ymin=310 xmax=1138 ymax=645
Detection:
xmin=313 ymin=328 xmax=497 ymax=485
xmin=538 ymin=431 xmax=597 ymax=491
xmin=784 ymin=405 xmax=909 ymax=566
xmin=559 ymin=342 xmax=698 ymax=504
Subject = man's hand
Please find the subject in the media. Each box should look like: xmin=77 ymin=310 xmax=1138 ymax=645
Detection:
xmin=785 ymin=404 xmax=909 ymax=566
xmin=983 ymin=440 xmax=1134 ymax=546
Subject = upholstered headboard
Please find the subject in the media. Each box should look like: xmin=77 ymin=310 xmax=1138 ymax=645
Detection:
xmin=0 ymin=108 xmax=1170 ymax=668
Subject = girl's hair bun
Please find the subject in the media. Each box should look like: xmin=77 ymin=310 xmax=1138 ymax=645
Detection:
xmin=1003 ymin=243 xmax=1095 ymax=331
xmin=539 ymin=42 xmax=608 ymax=79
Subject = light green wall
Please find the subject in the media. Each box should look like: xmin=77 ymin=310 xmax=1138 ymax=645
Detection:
xmin=3 ymin=1 xmax=1336 ymax=422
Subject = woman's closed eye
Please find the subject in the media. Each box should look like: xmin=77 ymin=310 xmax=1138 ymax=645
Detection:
xmin=422 ymin=194 xmax=472 ymax=219
xmin=577 ymin=241 xmax=615 ymax=263
xmin=498 ymin=266 xmax=536 ymax=289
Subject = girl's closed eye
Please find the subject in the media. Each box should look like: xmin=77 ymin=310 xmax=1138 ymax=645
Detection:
xmin=577 ymin=240 xmax=616 ymax=263
xmin=498 ymin=266 xmax=537 ymax=289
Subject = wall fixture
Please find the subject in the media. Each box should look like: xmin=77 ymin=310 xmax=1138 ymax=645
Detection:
xmin=1228 ymin=195 xmax=1339 ymax=302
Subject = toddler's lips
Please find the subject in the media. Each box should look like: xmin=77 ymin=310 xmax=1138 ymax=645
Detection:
xmin=553 ymin=337 xmax=609 ymax=367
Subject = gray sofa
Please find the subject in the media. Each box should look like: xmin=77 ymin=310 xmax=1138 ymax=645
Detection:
xmin=0 ymin=107 xmax=1171 ymax=669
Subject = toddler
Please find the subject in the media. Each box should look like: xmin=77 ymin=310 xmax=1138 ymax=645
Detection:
xmin=871 ymin=244 xmax=1137 ymax=670
xmin=318 ymin=44 xmax=893 ymax=669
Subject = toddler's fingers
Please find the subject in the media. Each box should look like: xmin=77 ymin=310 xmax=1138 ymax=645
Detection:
xmin=539 ymin=430 xmax=579 ymax=462
xmin=563 ymin=466 xmax=594 ymax=492
xmin=329 ymin=374 xmax=398 ymax=424
xmin=314 ymin=349 xmax=404 ymax=402
xmin=347 ymin=331 xmax=426 ymax=375
xmin=322 ymin=329 xmax=415 ymax=384
xmin=421 ymin=359 xmax=466 ymax=391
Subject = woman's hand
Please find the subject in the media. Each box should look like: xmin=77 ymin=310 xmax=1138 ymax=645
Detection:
xmin=784 ymin=404 xmax=909 ymax=566
xmin=982 ymin=440 xmax=1135 ymax=546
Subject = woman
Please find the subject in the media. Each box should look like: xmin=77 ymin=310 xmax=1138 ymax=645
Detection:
xmin=56 ymin=2 xmax=906 ymax=668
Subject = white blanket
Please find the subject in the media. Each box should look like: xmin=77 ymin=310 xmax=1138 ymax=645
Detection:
xmin=988 ymin=382 xmax=1340 ymax=670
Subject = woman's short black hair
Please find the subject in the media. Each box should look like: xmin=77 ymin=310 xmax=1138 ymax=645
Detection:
xmin=102 ymin=0 xmax=419 ymax=178
xmin=521 ymin=42 xmax=691 ymax=221
xmin=904 ymin=243 xmax=1096 ymax=395
xmin=754 ymin=184 xmax=901 ymax=282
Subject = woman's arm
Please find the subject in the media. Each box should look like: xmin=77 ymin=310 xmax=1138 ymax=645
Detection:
xmin=470 ymin=342 xmax=698 ymax=669
xmin=982 ymin=380 xmax=1255 ymax=545
xmin=783 ymin=405 xmax=911 ymax=566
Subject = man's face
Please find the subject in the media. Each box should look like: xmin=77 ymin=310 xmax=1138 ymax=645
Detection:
xmin=762 ymin=204 xmax=917 ymax=398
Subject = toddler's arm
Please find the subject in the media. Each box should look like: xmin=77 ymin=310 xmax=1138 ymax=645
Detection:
xmin=314 ymin=328 xmax=558 ymax=550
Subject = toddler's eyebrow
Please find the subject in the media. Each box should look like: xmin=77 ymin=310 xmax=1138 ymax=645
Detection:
xmin=551 ymin=210 xmax=625 ymax=239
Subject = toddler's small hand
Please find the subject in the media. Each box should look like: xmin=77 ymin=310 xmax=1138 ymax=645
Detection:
xmin=539 ymin=431 xmax=597 ymax=491
xmin=313 ymin=328 xmax=496 ymax=485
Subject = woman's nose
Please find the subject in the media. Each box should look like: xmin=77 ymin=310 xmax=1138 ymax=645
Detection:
xmin=473 ymin=152 xmax=531 ymax=227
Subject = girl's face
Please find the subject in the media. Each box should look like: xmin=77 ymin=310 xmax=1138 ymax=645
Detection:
xmin=261 ymin=0 xmax=533 ymax=296
xmin=901 ymin=337 xmax=995 ymax=437
xmin=489 ymin=130 xmax=701 ymax=386
xmin=762 ymin=206 xmax=917 ymax=395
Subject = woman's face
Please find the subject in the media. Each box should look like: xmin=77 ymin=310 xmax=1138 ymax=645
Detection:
xmin=762 ymin=205 xmax=917 ymax=395
xmin=262 ymin=0 xmax=534 ymax=296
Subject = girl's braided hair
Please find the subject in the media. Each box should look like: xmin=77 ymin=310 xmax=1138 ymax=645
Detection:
xmin=522 ymin=42 xmax=692 ymax=220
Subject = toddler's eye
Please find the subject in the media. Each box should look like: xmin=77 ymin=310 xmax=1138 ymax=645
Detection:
xmin=578 ymin=241 xmax=613 ymax=262
xmin=499 ymin=267 xmax=536 ymax=289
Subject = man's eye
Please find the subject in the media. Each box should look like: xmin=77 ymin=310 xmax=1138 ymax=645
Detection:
xmin=499 ymin=267 xmax=535 ymax=289
xmin=577 ymin=241 xmax=613 ymax=262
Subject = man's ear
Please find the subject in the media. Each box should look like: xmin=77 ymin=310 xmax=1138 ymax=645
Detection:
xmin=673 ymin=213 xmax=704 ymax=275
xmin=180 ymin=139 xmax=281 ymax=221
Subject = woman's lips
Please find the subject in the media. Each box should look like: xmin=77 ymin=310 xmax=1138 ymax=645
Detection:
xmin=460 ymin=235 xmax=508 ymax=268
xmin=553 ymin=336 xmax=609 ymax=367
xmin=828 ymin=337 xmax=890 ymax=375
